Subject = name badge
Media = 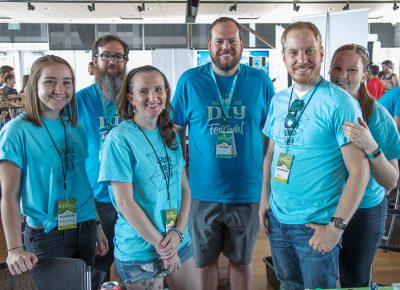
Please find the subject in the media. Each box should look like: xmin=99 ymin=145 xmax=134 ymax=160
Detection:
xmin=58 ymin=198 xmax=77 ymax=230
xmin=165 ymin=208 xmax=177 ymax=233
xmin=216 ymin=131 xmax=236 ymax=159
xmin=274 ymin=153 xmax=294 ymax=184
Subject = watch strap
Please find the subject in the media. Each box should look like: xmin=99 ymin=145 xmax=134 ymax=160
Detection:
xmin=367 ymin=147 xmax=382 ymax=159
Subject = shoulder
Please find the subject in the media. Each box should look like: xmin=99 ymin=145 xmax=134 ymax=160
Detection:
xmin=76 ymin=84 xmax=98 ymax=100
xmin=0 ymin=114 xmax=33 ymax=138
xmin=107 ymin=120 xmax=134 ymax=141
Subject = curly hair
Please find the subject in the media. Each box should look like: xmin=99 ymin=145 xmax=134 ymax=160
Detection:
xmin=117 ymin=65 xmax=177 ymax=150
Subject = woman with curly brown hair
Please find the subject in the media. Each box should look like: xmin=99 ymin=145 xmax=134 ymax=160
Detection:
xmin=98 ymin=65 xmax=199 ymax=290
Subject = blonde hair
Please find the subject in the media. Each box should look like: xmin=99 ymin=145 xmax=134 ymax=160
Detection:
xmin=25 ymin=55 xmax=77 ymax=127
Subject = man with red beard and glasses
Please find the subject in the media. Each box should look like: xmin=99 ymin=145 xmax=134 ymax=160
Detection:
xmin=76 ymin=34 xmax=129 ymax=288
xmin=172 ymin=17 xmax=275 ymax=290
xmin=259 ymin=22 xmax=370 ymax=289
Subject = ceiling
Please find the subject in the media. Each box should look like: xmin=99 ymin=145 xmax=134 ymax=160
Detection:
xmin=0 ymin=0 xmax=399 ymax=24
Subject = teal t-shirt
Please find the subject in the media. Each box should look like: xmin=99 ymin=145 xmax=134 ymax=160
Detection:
xmin=0 ymin=114 xmax=96 ymax=232
xmin=263 ymin=78 xmax=362 ymax=224
xmin=172 ymin=63 xmax=275 ymax=203
xmin=360 ymin=102 xmax=400 ymax=208
xmin=98 ymin=120 xmax=189 ymax=262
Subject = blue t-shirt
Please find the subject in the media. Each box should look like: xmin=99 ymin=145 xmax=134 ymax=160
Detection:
xmin=360 ymin=102 xmax=400 ymax=208
xmin=98 ymin=120 xmax=189 ymax=262
xmin=0 ymin=114 xmax=96 ymax=232
xmin=263 ymin=78 xmax=362 ymax=224
xmin=76 ymin=84 xmax=121 ymax=203
xmin=172 ymin=63 xmax=275 ymax=203
xmin=378 ymin=87 xmax=400 ymax=118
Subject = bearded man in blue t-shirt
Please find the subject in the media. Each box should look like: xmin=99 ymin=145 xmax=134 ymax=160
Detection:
xmin=172 ymin=17 xmax=275 ymax=290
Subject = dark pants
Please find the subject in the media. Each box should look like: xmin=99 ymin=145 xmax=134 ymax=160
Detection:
xmin=23 ymin=220 xmax=97 ymax=266
xmin=93 ymin=201 xmax=117 ymax=287
xmin=339 ymin=197 xmax=387 ymax=287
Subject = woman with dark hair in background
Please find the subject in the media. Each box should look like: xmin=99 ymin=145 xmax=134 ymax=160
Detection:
xmin=330 ymin=44 xmax=400 ymax=287
xmin=380 ymin=60 xmax=399 ymax=92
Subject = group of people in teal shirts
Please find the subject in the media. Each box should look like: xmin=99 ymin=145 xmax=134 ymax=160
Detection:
xmin=0 ymin=17 xmax=399 ymax=290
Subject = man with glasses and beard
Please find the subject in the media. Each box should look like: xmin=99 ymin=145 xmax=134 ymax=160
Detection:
xmin=76 ymin=34 xmax=129 ymax=287
xmin=172 ymin=17 xmax=275 ymax=290
xmin=259 ymin=22 xmax=370 ymax=289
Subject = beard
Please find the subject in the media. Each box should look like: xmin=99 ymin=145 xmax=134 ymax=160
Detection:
xmin=95 ymin=68 xmax=124 ymax=102
xmin=210 ymin=49 xmax=242 ymax=72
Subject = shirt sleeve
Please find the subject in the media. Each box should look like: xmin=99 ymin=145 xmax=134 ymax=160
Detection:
xmin=0 ymin=122 xmax=24 ymax=169
xmin=98 ymin=135 xmax=136 ymax=184
xmin=171 ymin=75 xmax=188 ymax=126
xmin=333 ymin=97 xmax=362 ymax=147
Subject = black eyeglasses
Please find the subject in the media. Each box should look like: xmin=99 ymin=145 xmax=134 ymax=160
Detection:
xmin=285 ymin=99 xmax=304 ymax=128
xmin=96 ymin=53 xmax=127 ymax=63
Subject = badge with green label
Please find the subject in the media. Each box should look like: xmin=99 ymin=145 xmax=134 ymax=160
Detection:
xmin=274 ymin=153 xmax=294 ymax=184
xmin=216 ymin=131 xmax=234 ymax=159
xmin=58 ymin=198 xmax=77 ymax=230
xmin=165 ymin=208 xmax=177 ymax=233
xmin=99 ymin=135 xmax=106 ymax=161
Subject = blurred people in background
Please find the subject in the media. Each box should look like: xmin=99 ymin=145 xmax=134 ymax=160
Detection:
xmin=330 ymin=44 xmax=400 ymax=288
xmin=0 ymin=65 xmax=14 ymax=88
xmin=1 ymin=74 xmax=18 ymax=97
xmin=367 ymin=64 xmax=385 ymax=100
xmin=380 ymin=60 xmax=399 ymax=92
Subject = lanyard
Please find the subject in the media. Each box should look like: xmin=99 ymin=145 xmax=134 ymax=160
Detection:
xmin=42 ymin=118 xmax=68 ymax=197
xmin=209 ymin=63 xmax=240 ymax=122
xmin=133 ymin=120 xmax=172 ymax=209
xmin=97 ymin=87 xmax=117 ymax=134
xmin=285 ymin=77 xmax=323 ymax=149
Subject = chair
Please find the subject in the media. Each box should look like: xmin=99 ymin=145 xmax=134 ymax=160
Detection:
xmin=0 ymin=262 xmax=36 ymax=290
xmin=32 ymin=257 xmax=91 ymax=290
xmin=380 ymin=208 xmax=400 ymax=252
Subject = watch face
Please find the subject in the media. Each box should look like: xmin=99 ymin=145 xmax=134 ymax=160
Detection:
xmin=334 ymin=218 xmax=346 ymax=229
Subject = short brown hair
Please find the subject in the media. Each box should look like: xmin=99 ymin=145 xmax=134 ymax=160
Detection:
xmin=281 ymin=21 xmax=322 ymax=51
xmin=92 ymin=34 xmax=129 ymax=59
xmin=25 ymin=55 xmax=77 ymax=127
xmin=117 ymin=65 xmax=177 ymax=150
xmin=208 ymin=17 xmax=244 ymax=41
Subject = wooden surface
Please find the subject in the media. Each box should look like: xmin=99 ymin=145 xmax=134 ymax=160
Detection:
xmin=1 ymin=219 xmax=399 ymax=289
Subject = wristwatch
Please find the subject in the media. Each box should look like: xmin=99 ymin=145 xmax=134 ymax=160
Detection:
xmin=367 ymin=147 xmax=382 ymax=159
xmin=330 ymin=217 xmax=347 ymax=230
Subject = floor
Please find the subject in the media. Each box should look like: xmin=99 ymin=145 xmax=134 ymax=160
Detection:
xmin=1 ymin=219 xmax=400 ymax=289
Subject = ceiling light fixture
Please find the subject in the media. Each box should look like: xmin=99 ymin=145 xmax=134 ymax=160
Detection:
xmin=87 ymin=1 xmax=95 ymax=12
xmin=343 ymin=1 xmax=350 ymax=10
xmin=293 ymin=1 xmax=300 ymax=12
xmin=394 ymin=1 xmax=399 ymax=10
xmin=229 ymin=2 xmax=237 ymax=12
xmin=137 ymin=2 xmax=145 ymax=12
xmin=27 ymin=0 xmax=35 ymax=11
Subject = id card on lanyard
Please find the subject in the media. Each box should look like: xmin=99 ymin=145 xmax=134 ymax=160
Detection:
xmin=210 ymin=64 xmax=240 ymax=159
xmin=42 ymin=119 xmax=77 ymax=230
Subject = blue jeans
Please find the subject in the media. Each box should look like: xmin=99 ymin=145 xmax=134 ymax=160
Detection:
xmin=23 ymin=219 xmax=96 ymax=266
xmin=115 ymin=242 xmax=193 ymax=284
xmin=267 ymin=210 xmax=341 ymax=290
xmin=339 ymin=197 xmax=387 ymax=287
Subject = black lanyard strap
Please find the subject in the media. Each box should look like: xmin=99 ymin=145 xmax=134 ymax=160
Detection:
xmin=42 ymin=118 xmax=68 ymax=195
xmin=285 ymin=78 xmax=323 ymax=147
xmin=133 ymin=120 xmax=172 ymax=208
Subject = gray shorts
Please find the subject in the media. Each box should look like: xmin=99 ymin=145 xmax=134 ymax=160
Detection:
xmin=189 ymin=200 xmax=260 ymax=268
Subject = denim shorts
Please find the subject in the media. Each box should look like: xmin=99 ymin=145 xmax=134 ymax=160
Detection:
xmin=115 ymin=241 xmax=193 ymax=284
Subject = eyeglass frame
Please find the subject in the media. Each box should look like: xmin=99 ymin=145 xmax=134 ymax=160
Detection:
xmin=284 ymin=98 xmax=305 ymax=128
xmin=95 ymin=53 xmax=128 ymax=63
